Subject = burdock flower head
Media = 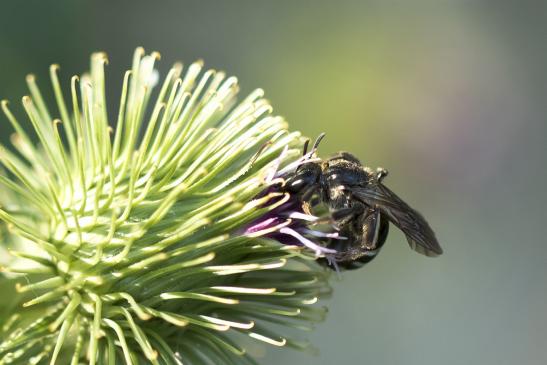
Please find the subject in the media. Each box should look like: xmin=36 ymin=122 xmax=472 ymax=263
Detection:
xmin=0 ymin=48 xmax=335 ymax=364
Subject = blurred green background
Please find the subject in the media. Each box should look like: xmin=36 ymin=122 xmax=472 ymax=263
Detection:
xmin=1 ymin=1 xmax=546 ymax=364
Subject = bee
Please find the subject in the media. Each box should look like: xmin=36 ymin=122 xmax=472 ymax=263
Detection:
xmin=284 ymin=134 xmax=443 ymax=270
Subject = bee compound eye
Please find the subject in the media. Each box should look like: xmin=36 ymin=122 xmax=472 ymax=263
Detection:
xmin=284 ymin=163 xmax=321 ymax=194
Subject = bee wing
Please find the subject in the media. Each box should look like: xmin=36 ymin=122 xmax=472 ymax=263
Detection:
xmin=352 ymin=184 xmax=443 ymax=257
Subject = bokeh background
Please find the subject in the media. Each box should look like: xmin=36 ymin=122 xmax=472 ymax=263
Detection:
xmin=1 ymin=1 xmax=546 ymax=364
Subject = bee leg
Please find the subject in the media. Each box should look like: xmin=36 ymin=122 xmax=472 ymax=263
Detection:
xmin=309 ymin=206 xmax=361 ymax=228
xmin=331 ymin=205 xmax=365 ymax=229
xmin=376 ymin=167 xmax=388 ymax=182
xmin=300 ymin=185 xmax=317 ymax=202
xmin=359 ymin=209 xmax=382 ymax=250
xmin=294 ymin=184 xmax=321 ymax=216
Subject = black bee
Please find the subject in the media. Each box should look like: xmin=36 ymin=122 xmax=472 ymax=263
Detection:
xmin=284 ymin=135 xmax=443 ymax=270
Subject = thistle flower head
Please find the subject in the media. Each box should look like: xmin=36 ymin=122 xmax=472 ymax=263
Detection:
xmin=0 ymin=48 xmax=334 ymax=364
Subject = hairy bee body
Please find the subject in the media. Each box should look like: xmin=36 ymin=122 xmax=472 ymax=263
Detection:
xmin=284 ymin=149 xmax=442 ymax=270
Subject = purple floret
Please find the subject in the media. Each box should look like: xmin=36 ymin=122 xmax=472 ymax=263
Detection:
xmin=243 ymin=149 xmax=345 ymax=259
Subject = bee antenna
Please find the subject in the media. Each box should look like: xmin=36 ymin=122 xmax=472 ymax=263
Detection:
xmin=312 ymin=133 xmax=326 ymax=153
xmin=302 ymin=139 xmax=310 ymax=156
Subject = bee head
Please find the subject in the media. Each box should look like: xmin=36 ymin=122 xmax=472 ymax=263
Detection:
xmin=285 ymin=162 xmax=322 ymax=194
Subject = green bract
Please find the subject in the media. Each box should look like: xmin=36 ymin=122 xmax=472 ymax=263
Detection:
xmin=0 ymin=48 xmax=331 ymax=365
